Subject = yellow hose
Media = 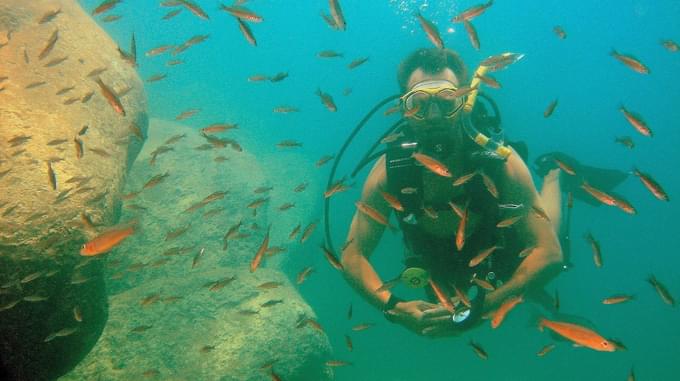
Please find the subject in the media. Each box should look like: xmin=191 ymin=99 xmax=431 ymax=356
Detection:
xmin=464 ymin=65 xmax=490 ymax=113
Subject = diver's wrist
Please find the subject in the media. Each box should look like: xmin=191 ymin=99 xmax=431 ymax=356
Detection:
xmin=382 ymin=294 xmax=403 ymax=323
xmin=382 ymin=294 xmax=403 ymax=312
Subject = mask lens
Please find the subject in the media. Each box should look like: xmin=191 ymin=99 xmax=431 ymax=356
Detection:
xmin=404 ymin=91 xmax=431 ymax=118
xmin=436 ymin=88 xmax=463 ymax=117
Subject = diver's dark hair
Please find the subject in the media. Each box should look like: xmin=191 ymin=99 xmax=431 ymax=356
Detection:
xmin=397 ymin=48 xmax=468 ymax=92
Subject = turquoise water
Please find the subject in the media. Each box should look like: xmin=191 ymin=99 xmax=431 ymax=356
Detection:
xmin=83 ymin=0 xmax=679 ymax=380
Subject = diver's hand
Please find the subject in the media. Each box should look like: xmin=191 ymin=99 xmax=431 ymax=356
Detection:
xmin=419 ymin=306 xmax=463 ymax=338
xmin=384 ymin=300 xmax=451 ymax=336
xmin=421 ymin=289 xmax=487 ymax=338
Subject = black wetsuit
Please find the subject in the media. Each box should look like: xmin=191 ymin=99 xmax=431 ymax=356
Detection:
xmin=385 ymin=131 xmax=524 ymax=301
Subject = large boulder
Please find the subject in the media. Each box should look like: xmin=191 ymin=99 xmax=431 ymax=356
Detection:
xmin=0 ymin=0 xmax=147 ymax=379
xmin=61 ymin=118 xmax=333 ymax=380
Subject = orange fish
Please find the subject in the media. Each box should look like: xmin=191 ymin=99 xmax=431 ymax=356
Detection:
xmin=316 ymin=89 xmax=337 ymax=112
xmin=661 ymin=39 xmax=679 ymax=52
xmin=613 ymin=197 xmax=636 ymax=215
xmin=647 ymin=275 xmax=675 ymax=306
xmin=580 ymin=182 xmax=616 ymax=206
xmin=615 ymin=136 xmax=635 ymax=149
xmin=471 ymin=276 xmax=495 ymax=291
xmin=452 ymin=0 xmax=494 ymax=22
xmin=316 ymin=155 xmax=335 ymax=167
xmin=300 ymin=221 xmax=318 ymax=244
xmin=351 ymin=322 xmax=374 ymax=331
xmin=296 ymin=266 xmax=314 ymax=284
xmin=474 ymin=73 xmax=501 ymax=89
xmin=456 ymin=202 xmax=469 ymax=251
xmin=602 ymin=294 xmax=634 ymax=305
xmin=178 ymin=0 xmax=209 ymax=20
xmin=453 ymin=170 xmax=478 ymax=186
xmin=454 ymin=285 xmax=471 ymax=308
xmin=415 ymin=12 xmax=443 ymax=49
xmin=348 ymin=57 xmax=369 ymax=69
xmin=584 ymin=232 xmax=602 ymax=268
xmin=632 ymin=168 xmax=669 ymax=201
xmin=429 ymin=279 xmax=455 ymax=312
xmin=92 ymin=0 xmax=121 ymax=16
xmin=249 ymin=225 xmax=271 ymax=273
xmin=553 ymin=26 xmax=567 ymax=39
xmin=95 ymin=78 xmax=125 ymax=116
xmin=380 ymin=191 xmax=404 ymax=212
xmin=236 ymin=18 xmax=257 ymax=46
xmin=463 ymin=20 xmax=480 ymax=50
xmin=46 ymin=161 xmax=57 ymax=190
xmin=320 ymin=244 xmax=343 ymax=271
xmin=554 ymin=157 xmax=575 ymax=175
xmin=491 ymin=294 xmax=523 ymax=329
xmin=329 ymin=0 xmax=346 ymax=31
xmin=619 ymin=106 xmax=652 ymax=137
xmin=480 ymin=171 xmax=498 ymax=198
xmin=412 ymin=152 xmax=452 ymax=177
xmin=344 ymin=335 xmax=353 ymax=351
xmin=219 ymin=5 xmax=262 ymax=22
xmin=468 ymin=245 xmax=499 ymax=267
xmin=543 ymin=99 xmax=558 ymax=118
xmin=355 ymin=201 xmax=394 ymax=230
xmin=538 ymin=318 xmax=616 ymax=352
xmin=537 ymin=343 xmax=556 ymax=357
xmin=496 ymin=215 xmax=521 ymax=228
xmin=80 ymin=223 xmax=136 ymax=256
xmin=403 ymin=103 xmax=422 ymax=118
xmin=468 ymin=340 xmax=488 ymax=359
xmin=611 ymin=49 xmax=650 ymax=74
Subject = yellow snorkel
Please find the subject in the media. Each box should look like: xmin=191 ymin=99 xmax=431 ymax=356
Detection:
xmin=461 ymin=64 xmax=513 ymax=160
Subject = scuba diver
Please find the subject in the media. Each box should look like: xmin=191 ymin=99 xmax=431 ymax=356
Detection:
xmin=333 ymin=47 xmax=628 ymax=337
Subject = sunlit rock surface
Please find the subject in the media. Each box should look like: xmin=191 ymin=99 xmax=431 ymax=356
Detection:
xmin=61 ymin=119 xmax=332 ymax=380
xmin=0 ymin=0 xmax=147 ymax=379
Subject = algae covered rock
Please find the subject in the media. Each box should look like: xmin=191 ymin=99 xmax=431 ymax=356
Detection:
xmin=0 ymin=0 xmax=147 ymax=379
xmin=61 ymin=119 xmax=333 ymax=380
xmin=62 ymin=267 xmax=333 ymax=381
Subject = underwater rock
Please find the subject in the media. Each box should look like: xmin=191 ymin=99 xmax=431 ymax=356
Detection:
xmin=60 ymin=118 xmax=332 ymax=380
xmin=62 ymin=268 xmax=333 ymax=381
xmin=103 ymin=118 xmax=320 ymax=297
xmin=0 ymin=0 xmax=147 ymax=379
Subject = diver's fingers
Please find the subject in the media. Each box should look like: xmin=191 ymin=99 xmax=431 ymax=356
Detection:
xmin=416 ymin=301 xmax=440 ymax=312
xmin=421 ymin=314 xmax=452 ymax=325
xmin=421 ymin=306 xmax=452 ymax=319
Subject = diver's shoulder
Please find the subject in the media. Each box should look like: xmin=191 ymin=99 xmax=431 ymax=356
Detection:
xmin=502 ymin=147 xmax=533 ymax=182
xmin=365 ymin=154 xmax=388 ymax=190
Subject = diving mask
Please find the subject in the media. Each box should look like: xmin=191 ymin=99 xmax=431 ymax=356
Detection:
xmin=400 ymin=80 xmax=466 ymax=120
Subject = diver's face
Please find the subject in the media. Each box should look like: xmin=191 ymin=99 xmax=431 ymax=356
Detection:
xmin=405 ymin=68 xmax=462 ymax=130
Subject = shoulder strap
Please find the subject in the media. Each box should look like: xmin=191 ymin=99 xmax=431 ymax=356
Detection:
xmin=385 ymin=137 xmax=423 ymax=224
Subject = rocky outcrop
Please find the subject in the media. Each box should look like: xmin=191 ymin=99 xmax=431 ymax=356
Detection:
xmin=0 ymin=0 xmax=147 ymax=379
xmin=62 ymin=267 xmax=332 ymax=381
xmin=60 ymin=118 xmax=332 ymax=380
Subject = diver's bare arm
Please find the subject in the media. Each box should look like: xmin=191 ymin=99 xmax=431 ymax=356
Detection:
xmin=483 ymin=151 xmax=563 ymax=313
xmin=340 ymin=156 xmax=394 ymax=310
